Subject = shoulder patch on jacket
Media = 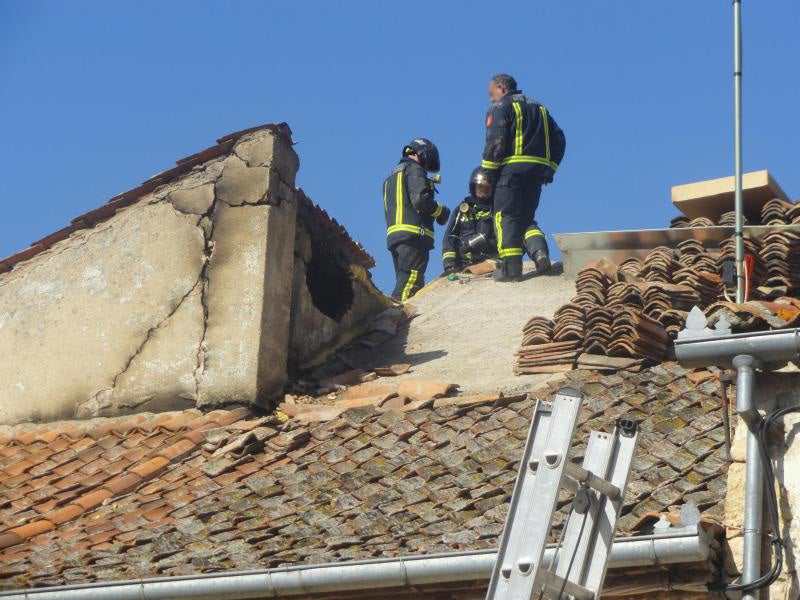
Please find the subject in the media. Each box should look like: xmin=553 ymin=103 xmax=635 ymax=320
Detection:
xmin=486 ymin=114 xmax=493 ymax=128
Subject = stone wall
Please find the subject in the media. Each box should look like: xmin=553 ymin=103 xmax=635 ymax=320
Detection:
xmin=0 ymin=128 xmax=384 ymax=426
xmin=723 ymin=370 xmax=800 ymax=599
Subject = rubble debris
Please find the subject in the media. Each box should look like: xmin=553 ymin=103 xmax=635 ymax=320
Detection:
xmin=705 ymin=298 xmax=800 ymax=332
xmin=374 ymin=363 xmax=411 ymax=377
xmin=396 ymin=379 xmax=458 ymax=402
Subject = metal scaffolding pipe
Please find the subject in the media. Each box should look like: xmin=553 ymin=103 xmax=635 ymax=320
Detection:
xmin=733 ymin=0 xmax=745 ymax=302
xmin=0 ymin=528 xmax=710 ymax=600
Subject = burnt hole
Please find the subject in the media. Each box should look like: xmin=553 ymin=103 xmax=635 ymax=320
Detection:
xmin=306 ymin=240 xmax=353 ymax=321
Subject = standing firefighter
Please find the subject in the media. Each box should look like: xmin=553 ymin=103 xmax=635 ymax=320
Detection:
xmin=480 ymin=74 xmax=566 ymax=281
xmin=442 ymin=167 xmax=497 ymax=274
xmin=384 ymin=138 xmax=450 ymax=301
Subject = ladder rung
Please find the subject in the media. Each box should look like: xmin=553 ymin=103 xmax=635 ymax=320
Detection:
xmin=539 ymin=569 xmax=595 ymax=600
xmin=564 ymin=463 xmax=621 ymax=500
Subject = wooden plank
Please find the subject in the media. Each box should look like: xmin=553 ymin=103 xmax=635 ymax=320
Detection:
xmin=671 ymin=169 xmax=789 ymax=221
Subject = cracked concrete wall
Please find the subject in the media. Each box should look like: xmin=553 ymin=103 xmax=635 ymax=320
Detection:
xmin=288 ymin=224 xmax=388 ymax=370
xmin=0 ymin=128 xmax=300 ymax=425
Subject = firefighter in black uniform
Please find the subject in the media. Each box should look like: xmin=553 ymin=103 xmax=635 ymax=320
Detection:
xmin=442 ymin=168 xmax=497 ymax=274
xmin=479 ymin=74 xmax=566 ymax=281
xmin=384 ymin=138 xmax=451 ymax=301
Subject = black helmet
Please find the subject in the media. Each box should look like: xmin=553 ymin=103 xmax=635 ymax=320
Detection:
xmin=403 ymin=138 xmax=440 ymax=173
xmin=469 ymin=167 xmax=493 ymax=200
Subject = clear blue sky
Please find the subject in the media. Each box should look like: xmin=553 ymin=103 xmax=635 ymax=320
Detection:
xmin=1 ymin=2 xmax=798 ymax=294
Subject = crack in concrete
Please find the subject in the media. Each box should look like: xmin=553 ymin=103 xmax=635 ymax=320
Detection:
xmin=81 ymin=201 xmax=217 ymax=416
xmin=71 ymin=150 xmax=294 ymax=416
xmin=85 ymin=272 xmax=206 ymax=414
xmin=192 ymin=196 xmax=217 ymax=402
xmin=215 ymin=168 xmax=294 ymax=209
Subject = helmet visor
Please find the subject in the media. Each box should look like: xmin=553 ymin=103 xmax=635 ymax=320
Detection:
xmin=473 ymin=176 xmax=493 ymax=200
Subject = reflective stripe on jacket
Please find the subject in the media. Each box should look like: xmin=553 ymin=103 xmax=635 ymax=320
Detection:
xmin=383 ymin=158 xmax=444 ymax=250
xmin=481 ymin=91 xmax=566 ymax=180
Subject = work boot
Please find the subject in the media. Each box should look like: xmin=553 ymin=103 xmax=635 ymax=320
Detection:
xmin=533 ymin=250 xmax=551 ymax=274
xmin=494 ymin=257 xmax=523 ymax=282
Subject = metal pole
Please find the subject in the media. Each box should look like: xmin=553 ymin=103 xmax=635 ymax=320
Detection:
xmin=563 ymin=462 xmax=621 ymax=500
xmin=733 ymin=0 xmax=745 ymax=303
xmin=733 ymin=354 xmax=763 ymax=600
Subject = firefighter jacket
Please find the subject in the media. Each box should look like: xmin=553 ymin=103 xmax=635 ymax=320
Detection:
xmin=383 ymin=158 xmax=446 ymax=250
xmin=441 ymin=195 xmax=496 ymax=268
xmin=481 ymin=90 xmax=566 ymax=181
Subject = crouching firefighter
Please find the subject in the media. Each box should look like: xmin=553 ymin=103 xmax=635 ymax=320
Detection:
xmin=384 ymin=138 xmax=451 ymax=301
xmin=479 ymin=73 xmax=566 ymax=282
xmin=442 ymin=167 xmax=497 ymax=274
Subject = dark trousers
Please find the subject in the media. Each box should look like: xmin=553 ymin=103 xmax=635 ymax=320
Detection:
xmin=390 ymin=241 xmax=430 ymax=301
xmin=493 ymin=169 xmax=548 ymax=269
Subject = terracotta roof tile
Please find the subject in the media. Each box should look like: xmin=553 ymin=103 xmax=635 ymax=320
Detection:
xmin=0 ymin=368 xmax=728 ymax=590
xmin=0 ymin=533 xmax=22 ymax=550
xmin=8 ymin=520 xmax=54 ymax=541
xmin=48 ymin=505 xmax=83 ymax=525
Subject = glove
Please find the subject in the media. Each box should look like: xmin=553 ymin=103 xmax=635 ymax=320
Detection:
xmin=435 ymin=204 xmax=451 ymax=226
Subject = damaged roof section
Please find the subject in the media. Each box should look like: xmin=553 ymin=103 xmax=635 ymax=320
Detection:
xmin=296 ymin=189 xmax=374 ymax=270
xmin=0 ymin=122 xmax=384 ymax=427
xmin=0 ymin=362 xmax=726 ymax=590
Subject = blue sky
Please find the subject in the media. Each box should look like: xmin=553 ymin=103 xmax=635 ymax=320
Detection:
xmin=1 ymin=2 xmax=798 ymax=294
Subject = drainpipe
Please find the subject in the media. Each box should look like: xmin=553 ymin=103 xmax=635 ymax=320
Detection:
xmin=733 ymin=355 xmax=763 ymax=600
xmin=0 ymin=527 xmax=710 ymax=600
xmin=675 ymin=320 xmax=800 ymax=598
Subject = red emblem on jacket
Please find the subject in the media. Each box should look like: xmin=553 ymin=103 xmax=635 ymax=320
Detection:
xmin=486 ymin=114 xmax=493 ymax=128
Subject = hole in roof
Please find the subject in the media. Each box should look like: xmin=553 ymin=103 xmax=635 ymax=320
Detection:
xmin=305 ymin=239 xmax=353 ymax=322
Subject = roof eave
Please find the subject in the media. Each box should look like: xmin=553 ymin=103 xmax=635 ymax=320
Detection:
xmin=0 ymin=525 xmax=712 ymax=600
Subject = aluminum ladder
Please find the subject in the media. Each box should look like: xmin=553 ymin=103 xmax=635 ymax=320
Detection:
xmin=486 ymin=387 xmax=639 ymax=600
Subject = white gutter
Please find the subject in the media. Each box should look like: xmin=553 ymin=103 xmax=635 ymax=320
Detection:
xmin=0 ymin=526 xmax=711 ymax=600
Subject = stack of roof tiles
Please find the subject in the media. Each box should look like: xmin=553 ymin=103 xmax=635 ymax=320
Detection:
xmin=0 ymin=364 xmax=728 ymax=594
xmin=638 ymin=246 xmax=681 ymax=283
xmin=516 ymin=212 xmax=800 ymax=374
xmin=619 ymin=257 xmax=644 ymax=279
xmin=760 ymin=229 xmax=800 ymax=296
xmin=669 ymin=197 xmax=800 ymax=228
xmin=688 ymin=216 xmax=715 ymax=228
xmin=514 ymin=241 xmax=744 ymax=374
xmin=650 ymin=238 xmax=722 ymax=306
xmin=717 ymin=211 xmax=742 ymax=227
xmin=669 ymin=215 xmax=691 ymax=228
xmin=606 ymin=308 xmax=669 ymax=362
xmin=762 ymin=198 xmax=800 ymax=225
xmin=676 ymin=239 xmax=718 ymax=274
xmin=515 ymin=309 xmax=583 ymax=374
